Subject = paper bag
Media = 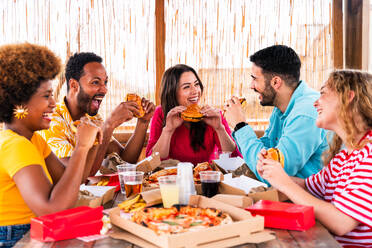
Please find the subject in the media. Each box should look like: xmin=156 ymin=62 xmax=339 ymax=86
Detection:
xmin=136 ymin=152 xmax=161 ymax=173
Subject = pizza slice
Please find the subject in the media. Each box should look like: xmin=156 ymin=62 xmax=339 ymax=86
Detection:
xmin=148 ymin=168 xmax=178 ymax=183
xmin=193 ymin=162 xmax=213 ymax=182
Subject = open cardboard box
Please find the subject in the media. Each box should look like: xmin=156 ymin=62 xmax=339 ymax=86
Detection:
xmin=195 ymin=181 xmax=279 ymax=204
xmin=75 ymin=185 xmax=116 ymax=208
xmin=212 ymin=194 xmax=253 ymax=208
xmin=109 ymin=195 xmax=274 ymax=248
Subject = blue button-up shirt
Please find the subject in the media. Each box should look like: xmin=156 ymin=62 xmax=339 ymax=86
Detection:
xmin=232 ymin=81 xmax=328 ymax=184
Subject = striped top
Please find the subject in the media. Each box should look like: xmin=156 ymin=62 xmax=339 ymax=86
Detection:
xmin=306 ymin=131 xmax=372 ymax=248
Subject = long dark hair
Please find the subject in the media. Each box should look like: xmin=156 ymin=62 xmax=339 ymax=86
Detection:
xmin=160 ymin=64 xmax=206 ymax=152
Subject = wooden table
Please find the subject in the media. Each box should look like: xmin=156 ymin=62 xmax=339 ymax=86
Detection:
xmin=14 ymin=191 xmax=341 ymax=248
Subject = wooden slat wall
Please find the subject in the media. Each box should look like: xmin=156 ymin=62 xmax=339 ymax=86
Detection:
xmin=0 ymin=0 xmax=345 ymax=132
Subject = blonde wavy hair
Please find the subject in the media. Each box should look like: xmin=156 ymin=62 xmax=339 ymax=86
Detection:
xmin=323 ymin=70 xmax=372 ymax=165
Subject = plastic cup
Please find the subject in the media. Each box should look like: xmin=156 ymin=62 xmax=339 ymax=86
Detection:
xmin=122 ymin=171 xmax=144 ymax=198
xmin=177 ymin=162 xmax=196 ymax=205
xmin=117 ymin=163 xmax=136 ymax=195
xmin=199 ymin=171 xmax=221 ymax=198
xmin=158 ymin=175 xmax=179 ymax=208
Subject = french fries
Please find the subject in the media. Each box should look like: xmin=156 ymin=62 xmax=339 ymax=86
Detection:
xmin=96 ymin=177 xmax=110 ymax=186
xmin=118 ymin=194 xmax=147 ymax=213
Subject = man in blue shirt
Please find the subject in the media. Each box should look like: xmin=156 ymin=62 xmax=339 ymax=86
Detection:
xmin=225 ymin=45 xmax=328 ymax=183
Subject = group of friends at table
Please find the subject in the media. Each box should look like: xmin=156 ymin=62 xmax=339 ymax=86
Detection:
xmin=0 ymin=43 xmax=370 ymax=248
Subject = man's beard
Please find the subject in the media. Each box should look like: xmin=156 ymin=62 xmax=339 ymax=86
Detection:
xmin=77 ymin=85 xmax=98 ymax=116
xmin=255 ymin=80 xmax=276 ymax=107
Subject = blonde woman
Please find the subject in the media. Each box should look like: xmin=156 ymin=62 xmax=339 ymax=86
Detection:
xmin=258 ymin=70 xmax=372 ymax=247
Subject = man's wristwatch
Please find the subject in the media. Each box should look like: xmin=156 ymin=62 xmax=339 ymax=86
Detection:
xmin=234 ymin=122 xmax=248 ymax=132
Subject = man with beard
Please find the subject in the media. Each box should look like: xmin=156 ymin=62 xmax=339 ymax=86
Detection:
xmin=40 ymin=52 xmax=155 ymax=181
xmin=224 ymin=45 xmax=328 ymax=183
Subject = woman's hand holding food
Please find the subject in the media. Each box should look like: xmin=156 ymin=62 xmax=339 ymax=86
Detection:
xmin=164 ymin=106 xmax=187 ymax=132
xmin=201 ymin=105 xmax=224 ymax=130
xmin=257 ymin=148 xmax=291 ymax=191
xmin=76 ymin=116 xmax=102 ymax=149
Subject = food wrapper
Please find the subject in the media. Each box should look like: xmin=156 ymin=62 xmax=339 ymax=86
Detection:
xmin=136 ymin=152 xmax=162 ymax=173
xmin=100 ymin=152 xmax=125 ymax=174
xmin=30 ymin=206 xmax=103 ymax=242
xmin=232 ymin=163 xmax=258 ymax=179
xmin=246 ymin=200 xmax=315 ymax=231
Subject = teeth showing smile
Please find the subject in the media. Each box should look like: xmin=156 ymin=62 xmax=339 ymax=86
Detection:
xmin=42 ymin=112 xmax=53 ymax=121
xmin=94 ymin=97 xmax=104 ymax=101
xmin=188 ymin=97 xmax=198 ymax=103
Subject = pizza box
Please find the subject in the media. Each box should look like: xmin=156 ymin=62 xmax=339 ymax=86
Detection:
xmin=75 ymin=185 xmax=116 ymax=208
xmin=212 ymin=194 xmax=253 ymax=208
xmin=246 ymin=200 xmax=315 ymax=231
xmin=109 ymin=195 xmax=275 ymax=248
xmin=195 ymin=181 xmax=279 ymax=203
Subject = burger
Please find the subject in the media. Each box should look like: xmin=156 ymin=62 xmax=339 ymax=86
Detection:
xmin=264 ymin=148 xmax=285 ymax=168
xmin=181 ymin=104 xmax=203 ymax=122
xmin=126 ymin=93 xmax=145 ymax=118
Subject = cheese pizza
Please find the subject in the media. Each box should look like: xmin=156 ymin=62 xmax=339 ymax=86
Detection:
xmin=131 ymin=206 xmax=233 ymax=235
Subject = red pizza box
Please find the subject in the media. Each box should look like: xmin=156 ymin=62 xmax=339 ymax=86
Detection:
xmin=30 ymin=206 xmax=103 ymax=242
xmin=246 ymin=200 xmax=315 ymax=231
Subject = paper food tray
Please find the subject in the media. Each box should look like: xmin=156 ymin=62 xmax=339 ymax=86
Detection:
xmin=109 ymin=195 xmax=274 ymax=248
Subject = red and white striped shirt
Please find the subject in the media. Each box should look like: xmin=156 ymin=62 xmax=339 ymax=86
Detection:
xmin=306 ymin=131 xmax=372 ymax=248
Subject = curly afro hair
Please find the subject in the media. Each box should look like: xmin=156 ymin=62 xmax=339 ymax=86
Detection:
xmin=250 ymin=45 xmax=301 ymax=88
xmin=0 ymin=43 xmax=61 ymax=123
xmin=65 ymin=52 xmax=102 ymax=92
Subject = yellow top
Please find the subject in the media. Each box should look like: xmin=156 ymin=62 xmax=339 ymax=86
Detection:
xmin=39 ymin=97 xmax=103 ymax=158
xmin=0 ymin=130 xmax=52 ymax=225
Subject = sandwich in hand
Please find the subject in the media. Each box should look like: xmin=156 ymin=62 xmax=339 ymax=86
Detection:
xmin=264 ymin=148 xmax=285 ymax=168
xmin=126 ymin=93 xmax=145 ymax=118
xmin=181 ymin=104 xmax=203 ymax=122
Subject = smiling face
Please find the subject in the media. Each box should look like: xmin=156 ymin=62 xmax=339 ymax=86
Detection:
xmin=77 ymin=62 xmax=108 ymax=116
xmin=250 ymin=64 xmax=276 ymax=106
xmin=24 ymin=80 xmax=56 ymax=131
xmin=176 ymin=71 xmax=202 ymax=107
xmin=314 ymin=82 xmax=340 ymax=131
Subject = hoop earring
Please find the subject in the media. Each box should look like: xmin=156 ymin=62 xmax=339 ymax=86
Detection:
xmin=13 ymin=105 xmax=28 ymax=119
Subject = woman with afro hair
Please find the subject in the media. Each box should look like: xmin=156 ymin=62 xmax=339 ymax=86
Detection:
xmin=0 ymin=43 xmax=101 ymax=247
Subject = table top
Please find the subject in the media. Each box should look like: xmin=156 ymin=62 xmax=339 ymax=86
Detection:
xmin=14 ymin=191 xmax=341 ymax=248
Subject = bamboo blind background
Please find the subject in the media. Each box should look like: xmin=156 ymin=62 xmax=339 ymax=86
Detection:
xmin=165 ymin=0 xmax=334 ymax=129
xmin=0 ymin=0 xmax=334 ymax=131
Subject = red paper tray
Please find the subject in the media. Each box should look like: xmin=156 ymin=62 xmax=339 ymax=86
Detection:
xmin=31 ymin=206 xmax=103 ymax=242
xmin=246 ymin=200 xmax=315 ymax=231
xmin=88 ymin=173 xmax=121 ymax=192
